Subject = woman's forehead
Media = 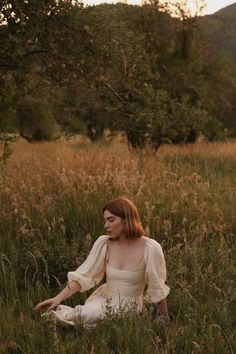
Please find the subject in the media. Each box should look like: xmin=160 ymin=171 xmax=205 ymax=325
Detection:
xmin=103 ymin=210 xmax=117 ymax=218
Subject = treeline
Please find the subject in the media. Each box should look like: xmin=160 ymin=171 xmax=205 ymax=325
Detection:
xmin=0 ymin=1 xmax=236 ymax=148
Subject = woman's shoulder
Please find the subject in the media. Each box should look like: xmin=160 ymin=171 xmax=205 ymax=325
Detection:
xmin=93 ymin=235 xmax=109 ymax=246
xmin=97 ymin=234 xmax=110 ymax=241
xmin=143 ymin=236 xmax=163 ymax=253
xmin=88 ymin=235 xmax=109 ymax=255
xmin=143 ymin=237 xmax=166 ymax=266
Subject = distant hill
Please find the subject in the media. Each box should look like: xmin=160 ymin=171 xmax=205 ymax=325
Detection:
xmin=199 ymin=3 xmax=236 ymax=64
xmin=214 ymin=2 xmax=236 ymax=19
xmin=91 ymin=3 xmax=236 ymax=65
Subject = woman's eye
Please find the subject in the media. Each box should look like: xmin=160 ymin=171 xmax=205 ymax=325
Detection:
xmin=104 ymin=218 xmax=115 ymax=224
xmin=105 ymin=219 xmax=114 ymax=223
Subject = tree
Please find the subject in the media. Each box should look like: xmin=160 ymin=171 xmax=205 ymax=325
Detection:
xmin=1 ymin=1 xmax=235 ymax=145
xmin=16 ymin=95 xmax=56 ymax=141
xmin=119 ymin=89 xmax=210 ymax=150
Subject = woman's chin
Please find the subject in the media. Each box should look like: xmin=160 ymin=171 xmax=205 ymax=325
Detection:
xmin=107 ymin=233 xmax=119 ymax=240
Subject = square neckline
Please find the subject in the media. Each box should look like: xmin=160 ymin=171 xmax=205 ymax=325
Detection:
xmin=106 ymin=259 xmax=145 ymax=273
xmin=106 ymin=236 xmax=147 ymax=272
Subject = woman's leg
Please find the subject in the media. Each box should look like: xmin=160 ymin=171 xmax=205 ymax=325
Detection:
xmin=73 ymin=298 xmax=107 ymax=327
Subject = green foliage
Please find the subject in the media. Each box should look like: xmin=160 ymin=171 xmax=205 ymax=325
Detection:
xmin=151 ymin=96 xmax=205 ymax=146
xmin=0 ymin=1 xmax=236 ymax=145
xmin=0 ymin=74 xmax=17 ymax=133
xmin=16 ymin=95 xmax=57 ymax=141
xmin=0 ymin=132 xmax=17 ymax=163
xmin=0 ymin=140 xmax=13 ymax=162
xmin=203 ymin=117 xmax=229 ymax=141
xmin=121 ymin=90 xmax=210 ymax=149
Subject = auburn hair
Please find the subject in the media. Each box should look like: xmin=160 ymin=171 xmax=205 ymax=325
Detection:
xmin=103 ymin=197 xmax=145 ymax=239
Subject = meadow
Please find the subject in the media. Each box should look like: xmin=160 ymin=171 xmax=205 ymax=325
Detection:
xmin=0 ymin=138 xmax=235 ymax=354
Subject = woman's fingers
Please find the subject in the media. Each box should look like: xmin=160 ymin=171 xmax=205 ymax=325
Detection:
xmin=33 ymin=297 xmax=60 ymax=313
xmin=47 ymin=303 xmax=57 ymax=312
xmin=34 ymin=299 xmax=52 ymax=311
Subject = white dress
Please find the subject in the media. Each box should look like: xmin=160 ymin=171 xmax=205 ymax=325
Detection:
xmin=49 ymin=235 xmax=170 ymax=328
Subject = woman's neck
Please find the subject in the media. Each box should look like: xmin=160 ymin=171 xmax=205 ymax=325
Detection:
xmin=117 ymin=235 xmax=139 ymax=246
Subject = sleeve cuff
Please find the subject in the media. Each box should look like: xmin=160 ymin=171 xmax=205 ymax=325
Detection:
xmin=67 ymin=272 xmax=97 ymax=292
xmin=144 ymin=285 xmax=170 ymax=304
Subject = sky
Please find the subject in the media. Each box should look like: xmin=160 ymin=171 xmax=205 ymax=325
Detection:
xmin=83 ymin=0 xmax=236 ymax=16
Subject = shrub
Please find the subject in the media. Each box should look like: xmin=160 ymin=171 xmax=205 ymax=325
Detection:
xmin=16 ymin=95 xmax=57 ymax=141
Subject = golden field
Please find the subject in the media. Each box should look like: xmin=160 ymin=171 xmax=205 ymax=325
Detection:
xmin=0 ymin=139 xmax=235 ymax=353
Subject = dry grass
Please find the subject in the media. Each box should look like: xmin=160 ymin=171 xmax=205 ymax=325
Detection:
xmin=0 ymin=139 xmax=235 ymax=353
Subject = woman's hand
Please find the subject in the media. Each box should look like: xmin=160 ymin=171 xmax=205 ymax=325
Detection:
xmin=33 ymin=281 xmax=81 ymax=313
xmin=33 ymin=296 xmax=61 ymax=313
xmin=156 ymin=298 xmax=170 ymax=321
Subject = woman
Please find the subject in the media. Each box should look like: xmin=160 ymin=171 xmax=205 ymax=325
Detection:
xmin=34 ymin=197 xmax=170 ymax=327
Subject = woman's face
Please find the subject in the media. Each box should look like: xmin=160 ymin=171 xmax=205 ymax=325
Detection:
xmin=103 ymin=210 xmax=125 ymax=239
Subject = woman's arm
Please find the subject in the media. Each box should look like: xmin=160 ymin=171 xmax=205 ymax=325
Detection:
xmin=34 ymin=280 xmax=81 ymax=313
xmin=34 ymin=236 xmax=107 ymax=313
xmin=55 ymin=280 xmax=81 ymax=303
xmin=156 ymin=298 xmax=170 ymax=321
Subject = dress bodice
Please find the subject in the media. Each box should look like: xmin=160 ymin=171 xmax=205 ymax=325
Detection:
xmin=106 ymin=261 xmax=145 ymax=298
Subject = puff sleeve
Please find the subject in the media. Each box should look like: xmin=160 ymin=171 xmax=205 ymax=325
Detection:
xmin=144 ymin=239 xmax=170 ymax=303
xmin=67 ymin=235 xmax=108 ymax=292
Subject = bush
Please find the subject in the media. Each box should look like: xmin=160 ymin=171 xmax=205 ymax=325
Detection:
xmin=0 ymin=74 xmax=17 ymax=133
xmin=122 ymin=91 xmax=211 ymax=150
xmin=203 ymin=117 xmax=229 ymax=141
xmin=17 ymin=96 xmax=57 ymax=141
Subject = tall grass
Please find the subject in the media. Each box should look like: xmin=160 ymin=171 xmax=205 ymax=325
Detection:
xmin=0 ymin=139 xmax=235 ymax=353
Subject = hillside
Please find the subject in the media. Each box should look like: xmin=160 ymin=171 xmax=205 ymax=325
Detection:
xmin=199 ymin=3 xmax=236 ymax=64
